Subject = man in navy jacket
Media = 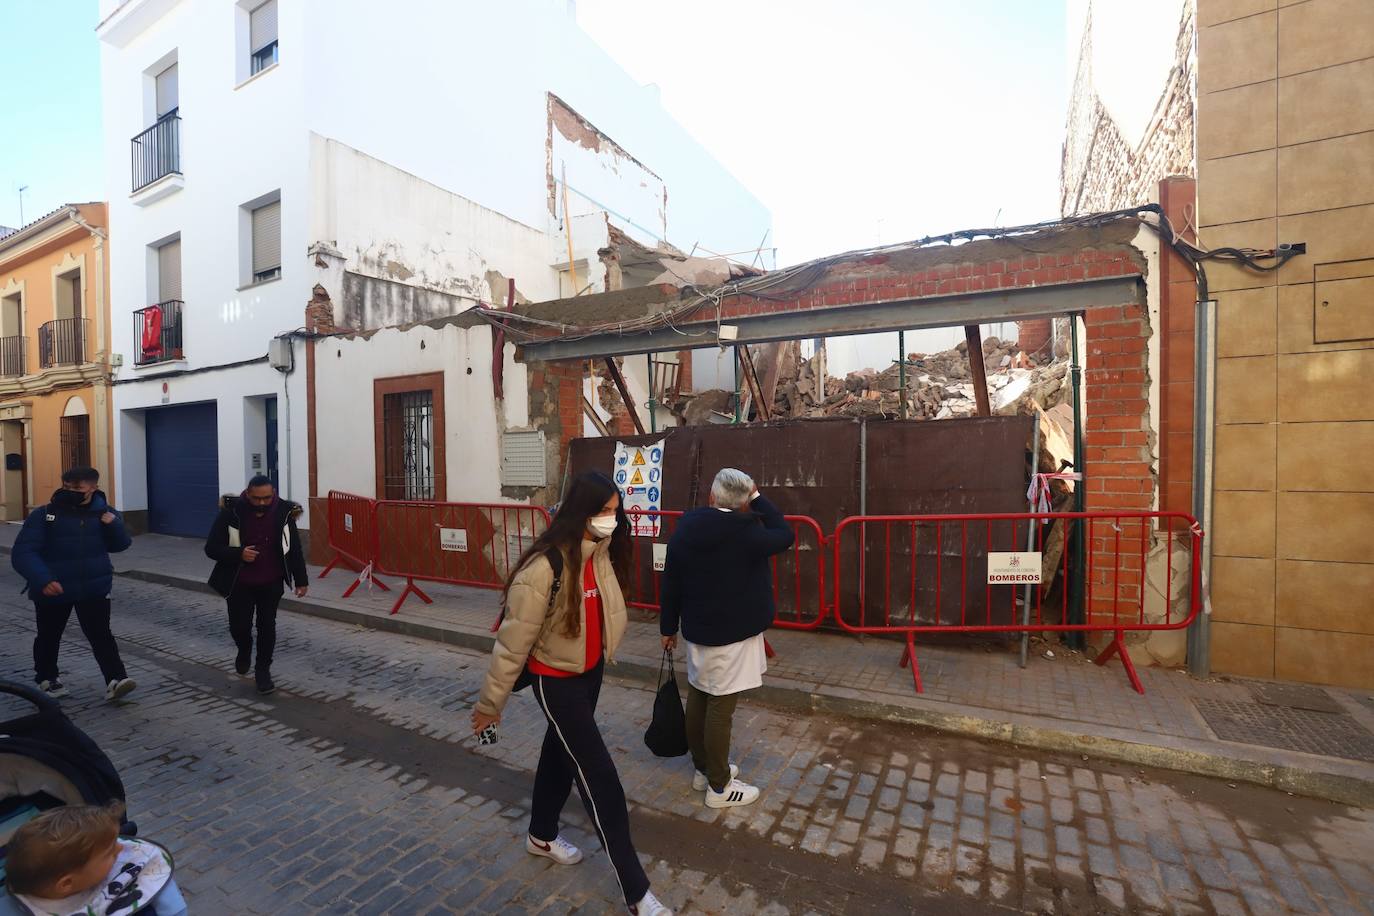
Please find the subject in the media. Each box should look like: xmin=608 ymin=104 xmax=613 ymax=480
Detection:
xmin=660 ymin=468 xmax=794 ymax=809
xmin=11 ymin=466 xmax=136 ymax=701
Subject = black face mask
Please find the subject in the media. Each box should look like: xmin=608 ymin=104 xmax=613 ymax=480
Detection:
xmin=52 ymin=490 xmax=86 ymax=508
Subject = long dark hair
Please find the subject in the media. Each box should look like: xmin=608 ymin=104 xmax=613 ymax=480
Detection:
xmin=504 ymin=471 xmax=631 ymax=637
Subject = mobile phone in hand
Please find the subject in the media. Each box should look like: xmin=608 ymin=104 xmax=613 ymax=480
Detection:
xmin=477 ymin=723 xmax=499 ymax=746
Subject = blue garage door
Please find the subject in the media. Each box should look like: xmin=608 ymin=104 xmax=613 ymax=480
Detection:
xmin=146 ymin=402 xmax=219 ymax=537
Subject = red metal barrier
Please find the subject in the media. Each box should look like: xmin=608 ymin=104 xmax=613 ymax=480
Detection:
xmin=830 ymin=512 xmax=1203 ymax=695
xmin=621 ymin=510 xmax=829 ymax=653
xmin=318 ymin=490 xmax=391 ymax=596
xmin=372 ymin=500 xmax=551 ymax=614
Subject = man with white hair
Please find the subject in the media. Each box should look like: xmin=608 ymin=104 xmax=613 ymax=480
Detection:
xmin=660 ymin=468 xmax=794 ymax=808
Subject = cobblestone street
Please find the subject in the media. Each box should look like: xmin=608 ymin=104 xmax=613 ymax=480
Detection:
xmin=3 ymin=571 xmax=1373 ymax=915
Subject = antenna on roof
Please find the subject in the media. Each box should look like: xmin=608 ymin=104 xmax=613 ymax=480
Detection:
xmin=17 ymin=185 xmax=29 ymax=227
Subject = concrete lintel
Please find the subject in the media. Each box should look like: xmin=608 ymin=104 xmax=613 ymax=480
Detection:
xmin=523 ymin=275 xmax=1143 ymax=360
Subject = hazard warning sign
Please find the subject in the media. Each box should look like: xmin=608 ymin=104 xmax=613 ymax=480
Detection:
xmin=613 ymin=439 xmax=664 ymax=537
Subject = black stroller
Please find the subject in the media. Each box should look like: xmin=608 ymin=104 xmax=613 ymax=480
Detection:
xmin=0 ymin=680 xmax=134 ymax=893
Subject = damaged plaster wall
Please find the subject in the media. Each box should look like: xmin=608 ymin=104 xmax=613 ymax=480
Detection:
xmin=1060 ymin=0 xmax=1195 ymax=217
xmin=308 ymin=134 xmax=562 ymax=329
xmin=314 ymin=318 xmax=531 ymax=504
xmin=549 ymin=94 xmax=666 ymax=249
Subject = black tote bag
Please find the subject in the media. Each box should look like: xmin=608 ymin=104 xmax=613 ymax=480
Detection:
xmin=644 ymin=650 xmax=689 ymax=758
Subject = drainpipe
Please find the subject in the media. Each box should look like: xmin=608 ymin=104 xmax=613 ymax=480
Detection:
xmin=1187 ymin=273 xmax=1216 ymax=677
xmin=898 ymin=331 xmax=907 ymax=420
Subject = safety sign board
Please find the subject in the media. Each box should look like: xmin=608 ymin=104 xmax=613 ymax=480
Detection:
xmin=652 ymin=543 xmax=668 ymax=572
xmin=439 ymin=527 xmax=469 ymax=552
xmin=987 ymin=552 xmax=1041 ymax=584
xmin=613 ymin=439 xmax=665 ymax=537
xmin=343 ymin=513 xmax=354 ymax=533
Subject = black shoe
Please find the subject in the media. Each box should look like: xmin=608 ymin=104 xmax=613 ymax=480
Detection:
xmin=235 ymin=648 xmax=251 ymax=677
xmin=255 ymin=669 xmax=276 ymax=695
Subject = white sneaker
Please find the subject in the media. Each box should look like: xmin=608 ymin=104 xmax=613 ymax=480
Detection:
xmin=692 ymin=763 xmax=739 ymax=791
xmin=628 ymin=889 xmax=673 ymax=915
xmin=705 ymin=778 xmax=760 ymax=809
xmin=37 ymin=679 xmax=69 ymax=698
xmin=105 ymin=678 xmax=136 ymax=702
xmin=526 ymin=834 xmax=583 ymax=865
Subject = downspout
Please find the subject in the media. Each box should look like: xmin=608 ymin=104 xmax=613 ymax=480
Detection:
xmin=1067 ymin=314 xmax=1086 ymax=650
xmin=1187 ymin=267 xmax=1214 ymax=677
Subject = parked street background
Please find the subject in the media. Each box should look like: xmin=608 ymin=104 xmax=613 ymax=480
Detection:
xmin=3 ymin=567 xmax=1373 ymax=915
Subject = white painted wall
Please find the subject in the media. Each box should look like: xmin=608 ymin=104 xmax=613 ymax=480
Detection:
xmin=300 ymin=0 xmax=770 ymax=265
xmin=313 ymin=322 xmax=530 ymax=503
xmin=101 ymin=0 xmax=313 ymax=519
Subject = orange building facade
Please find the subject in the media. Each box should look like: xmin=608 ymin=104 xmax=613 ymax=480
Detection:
xmin=0 ymin=204 xmax=116 ymax=519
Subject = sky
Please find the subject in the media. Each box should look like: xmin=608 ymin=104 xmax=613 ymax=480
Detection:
xmin=0 ymin=0 xmax=1072 ymax=369
xmin=0 ymin=1 xmax=103 ymax=231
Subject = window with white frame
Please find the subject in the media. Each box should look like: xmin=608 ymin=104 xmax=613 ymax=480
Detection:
xmin=249 ymin=0 xmax=278 ymax=75
xmin=250 ymin=200 xmax=280 ymax=283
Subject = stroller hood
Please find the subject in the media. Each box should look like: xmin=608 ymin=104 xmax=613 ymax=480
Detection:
xmin=0 ymin=682 xmax=128 ymax=822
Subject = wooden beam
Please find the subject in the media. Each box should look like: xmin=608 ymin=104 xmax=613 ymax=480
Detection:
xmin=582 ymin=395 xmax=610 ymax=436
xmin=964 ymin=325 xmax=992 ymax=417
xmin=603 ymin=357 xmax=647 ymax=435
xmin=738 ymin=344 xmax=772 ymax=421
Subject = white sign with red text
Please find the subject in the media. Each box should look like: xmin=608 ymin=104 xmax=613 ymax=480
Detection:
xmin=987 ymin=552 xmax=1042 ymax=585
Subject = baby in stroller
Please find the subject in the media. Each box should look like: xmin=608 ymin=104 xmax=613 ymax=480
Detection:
xmin=1 ymin=804 xmax=186 ymax=916
xmin=1 ymin=681 xmax=186 ymax=915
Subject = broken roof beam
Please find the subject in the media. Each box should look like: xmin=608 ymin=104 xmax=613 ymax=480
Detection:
xmin=518 ymin=276 xmax=1142 ymax=361
xmin=963 ymin=325 xmax=992 ymax=417
xmin=603 ymin=357 xmax=647 ymax=436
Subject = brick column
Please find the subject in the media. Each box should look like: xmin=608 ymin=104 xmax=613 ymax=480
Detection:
xmin=1157 ymin=176 xmax=1198 ymax=514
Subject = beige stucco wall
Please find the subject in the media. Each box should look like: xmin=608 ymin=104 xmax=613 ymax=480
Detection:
xmin=1198 ymin=0 xmax=1374 ymax=688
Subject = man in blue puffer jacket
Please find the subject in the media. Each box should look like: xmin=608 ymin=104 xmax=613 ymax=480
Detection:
xmin=10 ymin=466 xmax=136 ymax=702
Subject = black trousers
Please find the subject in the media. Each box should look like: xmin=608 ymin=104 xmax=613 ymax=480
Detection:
xmin=529 ymin=662 xmax=650 ymax=906
xmin=227 ymin=584 xmax=283 ymax=670
xmin=33 ymin=597 xmax=128 ymax=685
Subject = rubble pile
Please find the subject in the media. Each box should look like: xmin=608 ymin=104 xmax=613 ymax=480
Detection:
xmin=777 ymin=336 xmax=1072 ymax=421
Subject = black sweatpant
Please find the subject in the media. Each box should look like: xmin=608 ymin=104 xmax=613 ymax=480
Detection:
xmin=529 ymin=661 xmax=650 ymax=906
xmin=227 ymin=583 xmax=283 ymax=671
xmin=33 ymin=597 xmax=128 ymax=685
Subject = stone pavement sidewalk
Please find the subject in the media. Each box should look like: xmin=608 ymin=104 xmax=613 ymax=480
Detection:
xmin=3 ymin=524 xmax=1372 ymax=807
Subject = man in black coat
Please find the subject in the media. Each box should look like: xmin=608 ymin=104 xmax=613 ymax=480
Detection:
xmin=10 ymin=466 xmax=135 ymax=701
xmin=660 ymin=468 xmax=794 ymax=809
xmin=204 ymin=475 xmax=308 ymax=695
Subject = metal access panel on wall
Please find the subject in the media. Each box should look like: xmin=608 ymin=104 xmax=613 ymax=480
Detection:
xmin=501 ymin=430 xmax=547 ymax=487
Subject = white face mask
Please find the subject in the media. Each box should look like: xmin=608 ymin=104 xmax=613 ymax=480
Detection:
xmin=586 ymin=515 xmax=618 ymax=539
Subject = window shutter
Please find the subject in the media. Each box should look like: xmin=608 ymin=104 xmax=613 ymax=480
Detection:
xmin=250 ymin=0 xmax=278 ymax=52
xmin=158 ymin=240 xmax=182 ymax=302
xmin=252 ymin=201 xmax=281 ymax=275
xmin=155 ymin=63 xmax=178 ymax=117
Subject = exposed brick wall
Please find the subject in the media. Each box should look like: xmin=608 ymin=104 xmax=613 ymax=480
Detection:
xmin=1157 ymin=177 xmax=1197 ymax=515
xmin=1016 ymin=318 xmax=1053 ymax=358
xmin=1060 ymin=2 xmax=1196 ymax=218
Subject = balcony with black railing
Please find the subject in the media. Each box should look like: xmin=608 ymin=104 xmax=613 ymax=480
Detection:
xmin=134 ymin=300 xmax=184 ymax=366
xmin=0 ymin=336 xmax=24 ymax=378
xmin=38 ymin=318 xmax=88 ymax=369
xmin=131 ymin=113 xmax=181 ymax=193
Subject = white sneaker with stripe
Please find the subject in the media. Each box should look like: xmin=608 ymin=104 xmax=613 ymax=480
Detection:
xmin=692 ymin=763 xmax=738 ymax=792
xmin=705 ymin=778 xmax=760 ymax=809
xmin=628 ymin=889 xmax=673 ymax=915
xmin=525 ymin=833 xmax=583 ymax=865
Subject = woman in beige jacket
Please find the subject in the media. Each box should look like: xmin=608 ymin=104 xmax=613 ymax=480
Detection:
xmin=471 ymin=471 xmax=671 ymax=916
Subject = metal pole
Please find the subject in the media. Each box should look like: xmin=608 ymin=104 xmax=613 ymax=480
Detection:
xmin=898 ymin=330 xmax=907 ymax=420
xmin=647 ymin=353 xmax=656 ymax=434
xmin=1020 ymin=412 xmax=1041 ymax=668
xmin=1067 ymin=314 xmax=1086 ymax=649
xmin=733 ymin=345 xmax=742 ymax=423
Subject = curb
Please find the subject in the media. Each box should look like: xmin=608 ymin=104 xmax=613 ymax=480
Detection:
xmin=80 ymin=565 xmax=1374 ymax=810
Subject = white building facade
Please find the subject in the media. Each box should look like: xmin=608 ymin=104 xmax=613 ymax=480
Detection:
xmin=97 ymin=0 xmax=771 ymax=540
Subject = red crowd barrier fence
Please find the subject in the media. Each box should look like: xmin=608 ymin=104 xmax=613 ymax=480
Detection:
xmin=830 ymin=511 xmax=1203 ymax=695
xmin=371 ymin=500 xmax=552 ymax=614
xmin=318 ymin=490 xmax=391 ymax=596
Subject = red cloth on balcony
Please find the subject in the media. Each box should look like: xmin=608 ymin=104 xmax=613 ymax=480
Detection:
xmin=141 ymin=307 xmax=163 ymax=359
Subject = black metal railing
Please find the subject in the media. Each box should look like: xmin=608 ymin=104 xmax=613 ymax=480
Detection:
xmin=134 ymin=300 xmax=183 ymax=366
xmin=0 ymin=335 xmax=24 ymax=377
xmin=38 ymin=318 xmax=88 ymax=368
xmin=131 ymin=113 xmax=181 ymax=192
